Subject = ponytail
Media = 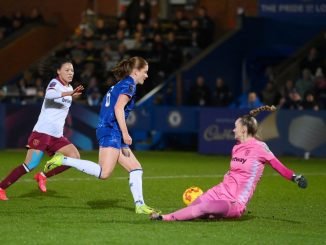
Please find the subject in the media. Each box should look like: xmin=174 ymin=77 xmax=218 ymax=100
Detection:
xmin=111 ymin=59 xmax=133 ymax=81
xmin=240 ymin=105 xmax=277 ymax=137
xmin=249 ymin=105 xmax=276 ymax=117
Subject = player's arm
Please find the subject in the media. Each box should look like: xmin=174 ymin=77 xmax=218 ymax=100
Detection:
xmin=45 ymin=85 xmax=84 ymax=99
xmin=115 ymin=94 xmax=132 ymax=145
xmin=268 ymin=157 xmax=307 ymax=188
xmin=66 ymin=85 xmax=84 ymax=98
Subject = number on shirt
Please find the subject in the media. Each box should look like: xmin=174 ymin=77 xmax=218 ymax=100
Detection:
xmin=105 ymin=86 xmax=114 ymax=107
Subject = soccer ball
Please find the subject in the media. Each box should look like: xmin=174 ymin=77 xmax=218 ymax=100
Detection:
xmin=182 ymin=186 xmax=203 ymax=206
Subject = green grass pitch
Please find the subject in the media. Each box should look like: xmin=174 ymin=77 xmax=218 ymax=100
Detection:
xmin=0 ymin=150 xmax=325 ymax=244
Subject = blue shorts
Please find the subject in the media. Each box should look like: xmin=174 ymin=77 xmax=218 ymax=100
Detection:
xmin=96 ymin=127 xmax=128 ymax=149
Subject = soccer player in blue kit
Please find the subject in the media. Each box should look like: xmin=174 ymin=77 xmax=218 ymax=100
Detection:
xmin=45 ymin=56 xmax=159 ymax=214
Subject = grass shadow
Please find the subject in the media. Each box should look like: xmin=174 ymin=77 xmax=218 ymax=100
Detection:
xmin=97 ymin=219 xmax=154 ymax=225
xmin=175 ymin=214 xmax=255 ymax=223
xmin=17 ymin=189 xmax=69 ymax=199
xmin=194 ymin=214 xmax=300 ymax=224
xmin=212 ymin=215 xmax=255 ymax=222
xmin=87 ymin=198 xmax=134 ymax=212
xmin=97 ymin=215 xmax=255 ymax=225
xmin=255 ymin=215 xmax=302 ymax=224
xmin=37 ymin=205 xmax=89 ymax=210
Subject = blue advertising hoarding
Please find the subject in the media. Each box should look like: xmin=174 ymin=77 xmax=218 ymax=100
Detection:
xmin=198 ymin=108 xmax=269 ymax=154
xmin=199 ymin=108 xmax=326 ymax=157
xmin=152 ymin=106 xmax=199 ymax=133
xmin=259 ymin=0 xmax=326 ymax=24
xmin=1 ymin=104 xmax=325 ymax=157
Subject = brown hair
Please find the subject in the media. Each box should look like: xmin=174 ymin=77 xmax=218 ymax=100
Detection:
xmin=111 ymin=56 xmax=148 ymax=81
xmin=239 ymin=105 xmax=276 ymax=137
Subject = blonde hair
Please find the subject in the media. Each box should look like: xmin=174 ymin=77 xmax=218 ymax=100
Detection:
xmin=111 ymin=56 xmax=148 ymax=81
xmin=249 ymin=105 xmax=276 ymax=116
xmin=240 ymin=105 xmax=276 ymax=136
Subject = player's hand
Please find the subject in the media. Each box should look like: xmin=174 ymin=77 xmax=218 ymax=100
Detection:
xmin=72 ymin=85 xmax=84 ymax=97
xmin=292 ymin=174 xmax=307 ymax=189
xmin=122 ymin=133 xmax=132 ymax=146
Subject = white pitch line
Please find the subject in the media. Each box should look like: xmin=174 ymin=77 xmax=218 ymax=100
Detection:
xmin=14 ymin=172 xmax=326 ymax=183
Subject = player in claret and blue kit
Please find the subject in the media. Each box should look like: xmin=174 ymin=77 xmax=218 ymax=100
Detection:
xmin=0 ymin=58 xmax=84 ymax=200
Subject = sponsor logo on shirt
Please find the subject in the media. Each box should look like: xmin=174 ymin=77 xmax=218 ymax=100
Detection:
xmin=232 ymin=157 xmax=247 ymax=164
xmin=49 ymin=82 xmax=56 ymax=88
xmin=33 ymin=139 xmax=40 ymax=146
xmin=129 ymin=85 xmax=134 ymax=94
xmin=62 ymin=97 xmax=72 ymax=104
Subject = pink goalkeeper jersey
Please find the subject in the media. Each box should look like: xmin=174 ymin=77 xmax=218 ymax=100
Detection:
xmin=212 ymin=138 xmax=281 ymax=206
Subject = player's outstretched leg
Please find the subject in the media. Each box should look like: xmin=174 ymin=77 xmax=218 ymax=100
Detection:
xmin=44 ymin=153 xmax=64 ymax=172
xmin=136 ymin=204 xmax=161 ymax=215
xmin=150 ymin=200 xmax=230 ymax=221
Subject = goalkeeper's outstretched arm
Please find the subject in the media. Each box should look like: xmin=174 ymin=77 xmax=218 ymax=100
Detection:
xmin=268 ymin=157 xmax=307 ymax=188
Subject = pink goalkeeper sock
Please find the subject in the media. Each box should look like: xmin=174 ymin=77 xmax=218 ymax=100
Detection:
xmin=163 ymin=200 xmax=230 ymax=221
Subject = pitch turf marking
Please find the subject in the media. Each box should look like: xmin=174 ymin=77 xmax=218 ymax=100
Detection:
xmin=17 ymin=172 xmax=326 ymax=183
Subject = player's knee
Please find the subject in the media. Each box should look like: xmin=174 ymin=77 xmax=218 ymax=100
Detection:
xmin=100 ymin=174 xmax=110 ymax=180
xmin=100 ymin=170 xmax=113 ymax=179
xmin=73 ymin=151 xmax=80 ymax=159
xmin=66 ymin=151 xmax=80 ymax=159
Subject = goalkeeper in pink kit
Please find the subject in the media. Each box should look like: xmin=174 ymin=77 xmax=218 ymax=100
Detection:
xmin=151 ymin=105 xmax=307 ymax=221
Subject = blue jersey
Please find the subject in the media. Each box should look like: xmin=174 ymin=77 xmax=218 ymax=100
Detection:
xmin=97 ymin=76 xmax=136 ymax=135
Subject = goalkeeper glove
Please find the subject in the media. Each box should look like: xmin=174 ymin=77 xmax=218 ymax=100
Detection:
xmin=292 ymin=174 xmax=307 ymax=189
